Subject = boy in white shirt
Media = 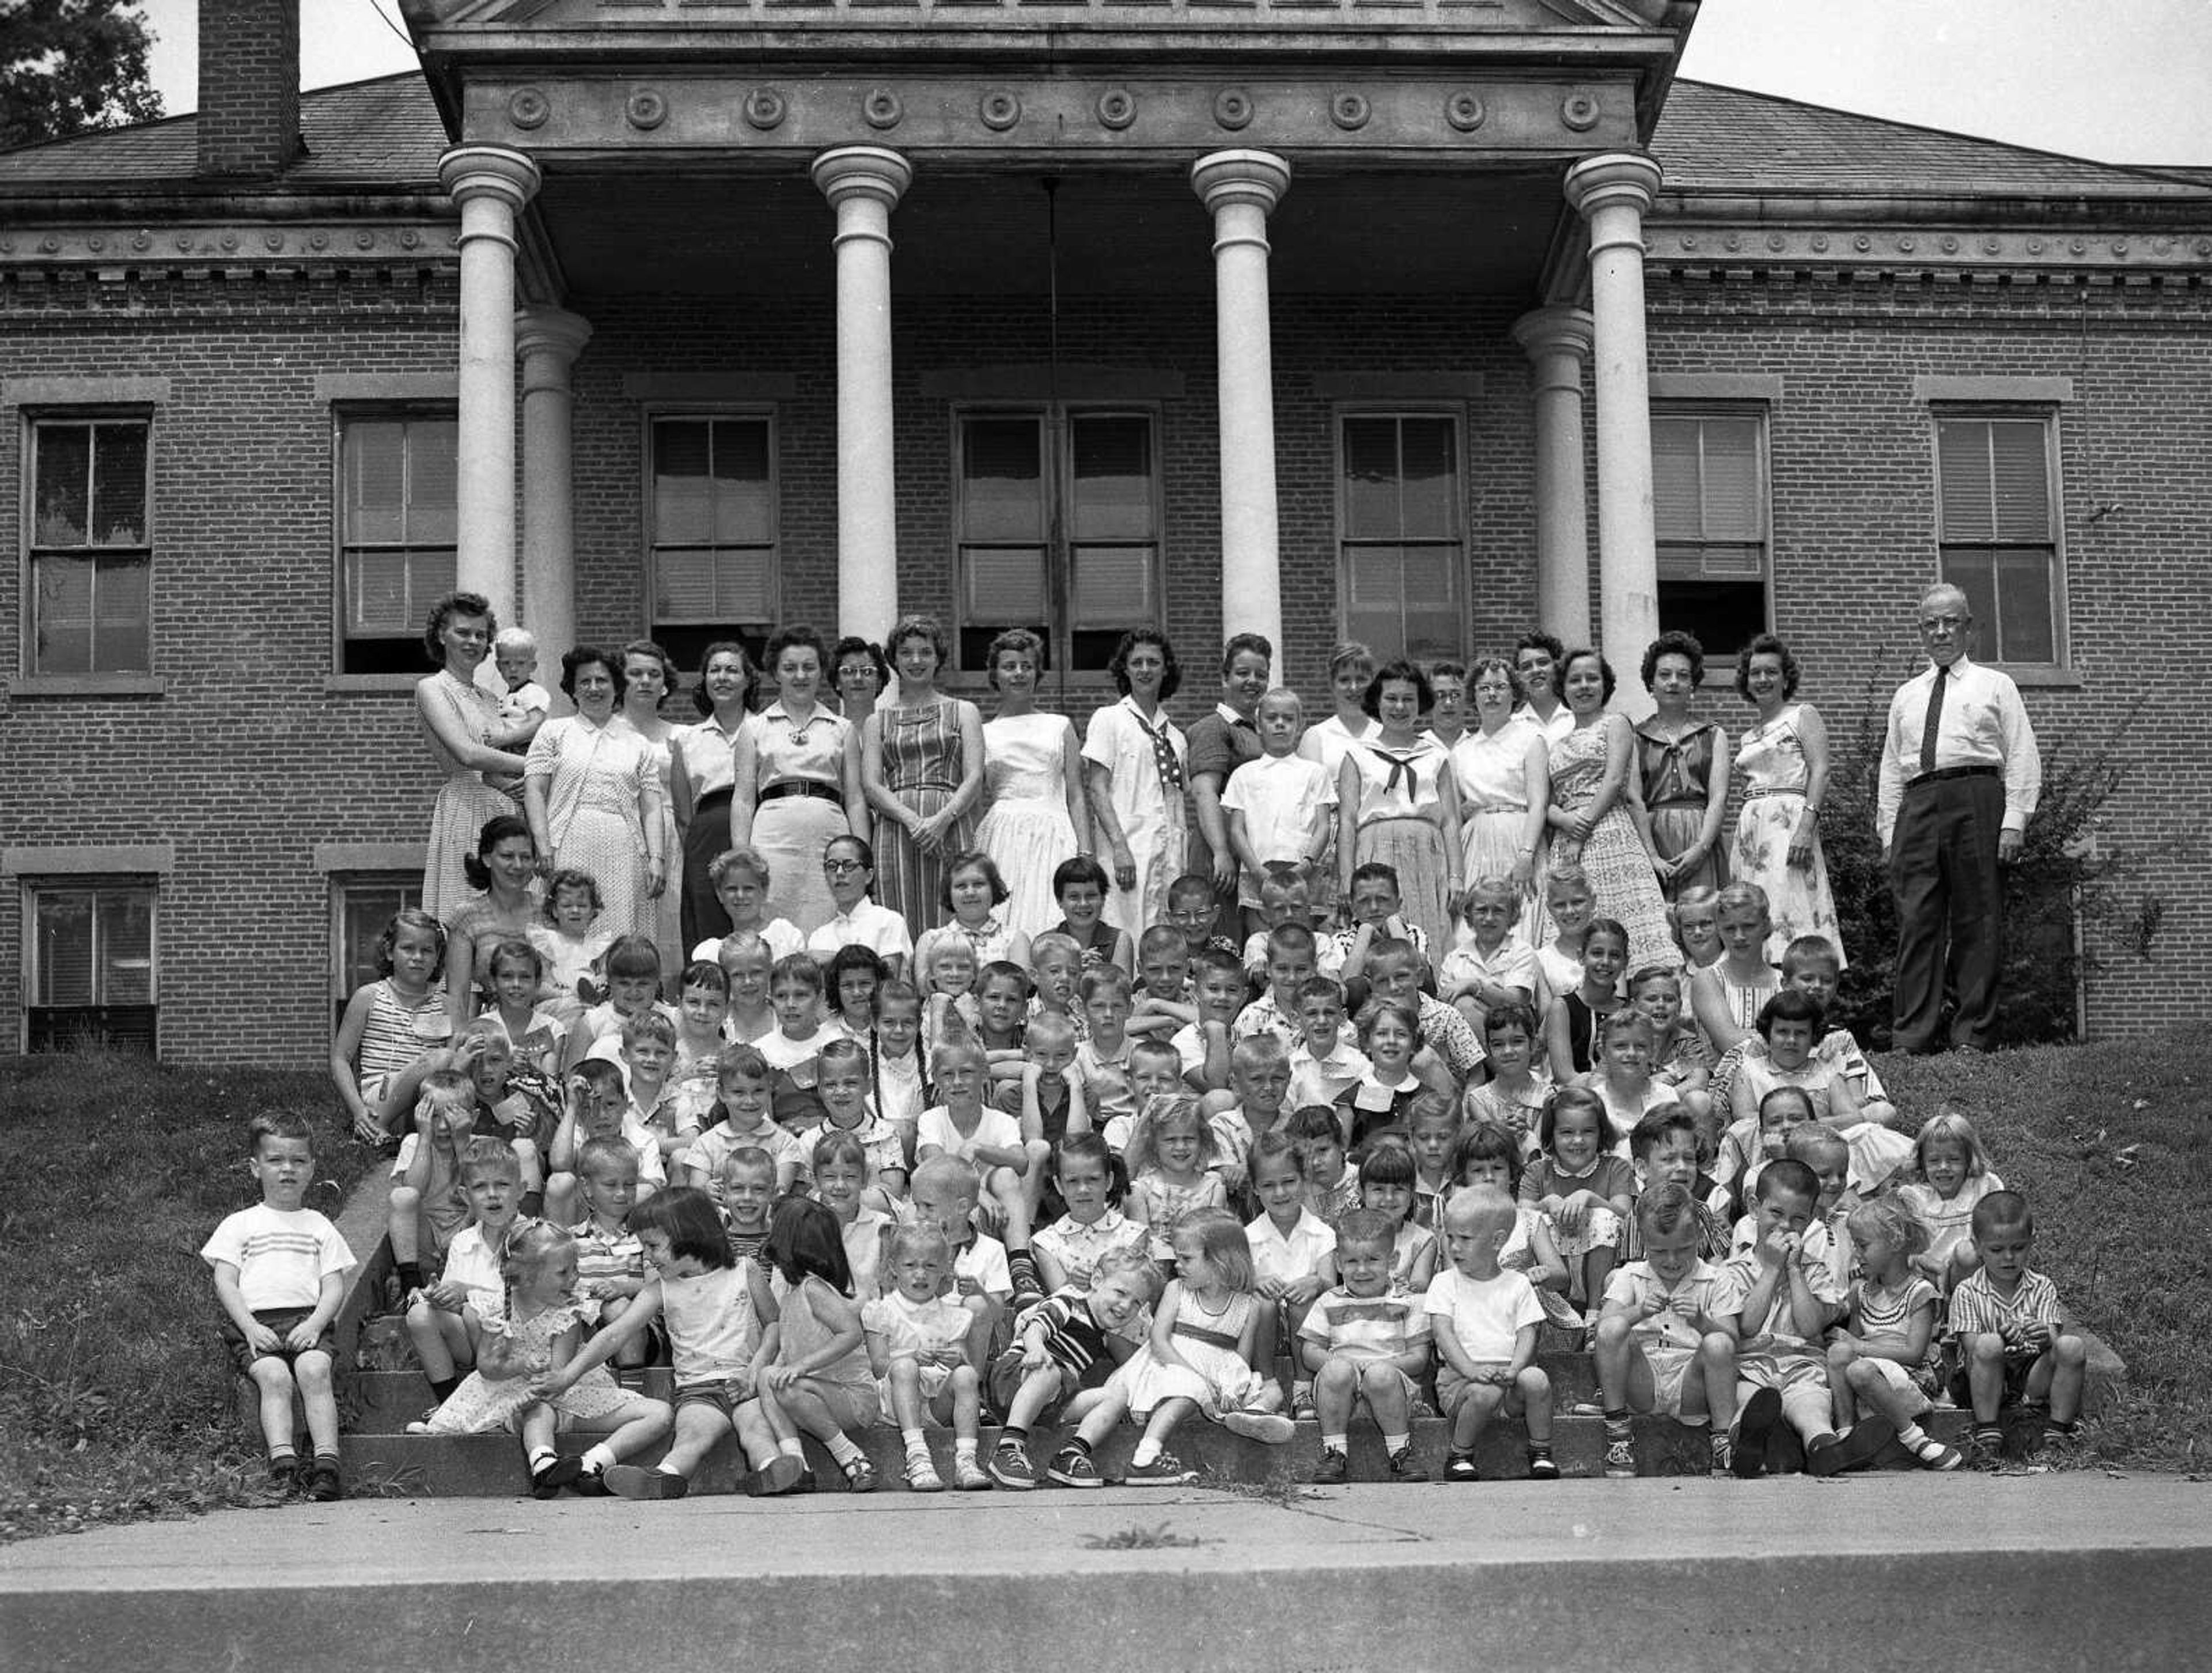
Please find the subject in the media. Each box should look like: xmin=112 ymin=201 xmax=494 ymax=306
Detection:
xmin=1287 ymin=976 xmax=1372 ymax=1111
xmin=1425 ymin=1186 xmax=1556 ymax=1481
xmin=1222 ymin=687 xmax=1334 ymax=921
xmin=202 ymin=1111 xmax=356 ymax=1500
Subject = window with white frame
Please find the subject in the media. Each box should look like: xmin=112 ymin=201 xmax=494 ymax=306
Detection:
xmin=650 ymin=415 xmax=777 ymax=673
xmin=1654 ymin=408 xmax=1770 ymax=660
xmin=1933 ymin=411 xmax=2063 ymax=666
xmin=1337 ymin=412 xmax=1465 ymax=664
xmin=25 ymin=880 xmax=158 ymax=1054
xmin=26 ymin=415 xmax=153 ymax=675
xmin=955 ymin=408 xmax=1161 ymax=674
xmin=332 ymin=875 xmax=423 ymax=1029
xmin=338 ymin=412 xmax=457 ymax=675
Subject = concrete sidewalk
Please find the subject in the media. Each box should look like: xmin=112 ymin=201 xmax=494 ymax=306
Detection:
xmin=6 ymin=1475 xmax=2211 ymax=1670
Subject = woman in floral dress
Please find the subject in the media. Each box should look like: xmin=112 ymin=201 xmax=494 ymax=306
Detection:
xmin=1729 ymin=633 xmax=1845 ymax=967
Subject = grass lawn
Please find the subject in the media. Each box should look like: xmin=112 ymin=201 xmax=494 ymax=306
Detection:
xmin=0 ymin=1053 xmax=376 ymax=1542
xmin=1 ymin=1031 xmax=2206 ymax=1543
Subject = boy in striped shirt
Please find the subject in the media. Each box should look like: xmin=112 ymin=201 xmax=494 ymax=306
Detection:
xmin=987 ymin=1247 xmax=1160 ymax=1490
xmin=1299 ymin=1208 xmax=1434 ymax=1485
xmin=1947 ymin=1190 xmax=2088 ymax=1464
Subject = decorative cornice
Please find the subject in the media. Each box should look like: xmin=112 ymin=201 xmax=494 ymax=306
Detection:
xmin=0 ymin=219 xmax=459 ymax=269
xmin=1650 ymin=221 xmax=2212 ymax=274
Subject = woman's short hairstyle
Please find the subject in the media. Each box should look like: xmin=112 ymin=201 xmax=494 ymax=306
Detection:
xmin=830 ymin=635 xmax=889 ymax=692
xmin=986 ymin=627 xmax=1046 ymax=690
xmin=763 ymin=624 xmax=829 ymax=679
xmin=422 ymin=592 xmax=495 ymax=666
xmin=691 ymin=639 xmax=757 ymax=717
xmin=1466 ymin=654 xmax=1525 ymax=708
xmin=887 ymin=612 xmax=951 ymax=671
xmin=1514 ymin=630 xmax=1565 ymax=665
xmin=1326 ymin=640 xmax=1376 ymax=682
xmin=1641 ymin=630 xmax=1707 ymax=691
xmin=460 ymin=813 xmax=536 ymax=891
xmin=1107 ymin=627 xmax=1182 ymax=701
xmin=559 ymin=645 xmax=626 ymax=702
xmin=709 ymin=846 xmax=771 ymax=890
xmin=1220 ymin=632 xmax=1273 ymax=680
xmin=1557 ymin=648 xmax=1618 ymax=706
xmin=1733 ymin=632 xmax=1803 ymax=702
xmin=1362 ymin=658 xmax=1434 ymax=718
xmin=619 ymin=638 xmax=678 ymax=701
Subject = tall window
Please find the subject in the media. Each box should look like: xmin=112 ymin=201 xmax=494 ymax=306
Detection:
xmin=650 ymin=415 xmax=777 ymax=672
xmin=1654 ymin=410 xmax=1769 ymax=658
xmin=27 ymin=417 xmax=152 ymax=675
xmin=339 ymin=414 xmax=456 ymax=675
xmin=955 ymin=410 xmax=1161 ymax=673
xmin=1934 ymin=412 xmax=2062 ymax=665
xmin=25 ymin=881 xmax=157 ymax=1054
xmin=1337 ymin=413 xmax=1464 ymax=664
xmin=332 ymin=876 xmax=421 ymax=1029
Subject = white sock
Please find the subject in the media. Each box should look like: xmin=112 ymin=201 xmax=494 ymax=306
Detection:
xmin=1321 ymin=1432 xmax=1349 ymax=1453
xmin=1381 ymin=1432 xmax=1410 ymax=1454
xmin=1897 ymin=1421 xmax=1929 ymax=1448
xmin=580 ymin=1443 xmax=617 ymax=1475
xmin=1130 ymin=1439 xmax=1160 ymax=1467
xmin=955 ymin=1437 xmax=978 ymax=1462
xmin=824 ymin=1432 xmax=865 ymax=1466
xmin=902 ymin=1426 xmax=927 ymax=1456
xmin=528 ymin=1446 xmax=558 ymax=1471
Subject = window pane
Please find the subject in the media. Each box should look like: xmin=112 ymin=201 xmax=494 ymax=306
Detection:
xmin=1660 ymin=578 xmax=1768 ymax=661
xmin=341 ymin=883 xmax=419 ymax=1012
xmin=1073 ymin=544 xmax=1155 ymax=624
xmin=344 ymin=421 xmax=408 ymax=544
xmin=407 ymin=421 xmax=457 ymax=546
xmin=32 ymin=555 xmax=93 ymax=673
xmin=961 ymin=419 xmax=1044 ymax=543
xmin=103 ymin=890 xmax=156 ymax=1004
xmin=1652 ymin=418 xmax=1703 ymax=540
xmin=1397 ymin=418 xmax=1456 ymax=539
xmin=711 ymin=423 xmax=773 ymax=545
xmin=35 ymin=891 xmax=96 ymax=1006
xmin=1070 ymin=416 xmax=1154 ymax=542
xmin=1699 ymin=419 xmax=1763 ymax=540
xmin=33 ymin=424 xmax=91 ymax=547
xmin=90 ymin=423 xmax=149 ymax=546
xmin=963 ymin=547 xmax=1047 ymax=620
xmin=1994 ymin=548 xmax=2057 ymax=663
xmin=1940 ymin=549 xmax=1999 ymax=646
xmin=654 ymin=420 xmax=713 ymax=545
xmin=1341 ymin=418 xmax=1401 ymax=540
xmin=347 ymin=548 xmax=454 ymax=635
xmin=657 ymin=547 xmax=774 ymax=623
xmin=92 ymin=555 xmax=151 ymax=672
xmin=1988 ymin=421 xmax=2051 ymax=542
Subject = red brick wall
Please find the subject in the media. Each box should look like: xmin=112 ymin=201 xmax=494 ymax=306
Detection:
xmin=196 ymin=0 xmax=300 ymax=180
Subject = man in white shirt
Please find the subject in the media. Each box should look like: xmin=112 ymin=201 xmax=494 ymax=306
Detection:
xmin=1877 ymin=584 xmax=2041 ymax=1053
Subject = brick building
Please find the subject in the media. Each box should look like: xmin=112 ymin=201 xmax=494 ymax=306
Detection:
xmin=2 ymin=0 xmax=2207 ymax=1064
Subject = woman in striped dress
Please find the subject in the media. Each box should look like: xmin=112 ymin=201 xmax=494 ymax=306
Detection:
xmin=862 ymin=615 xmax=984 ymax=938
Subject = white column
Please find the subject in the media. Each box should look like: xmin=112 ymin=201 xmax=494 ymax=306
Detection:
xmin=1191 ymin=149 xmax=1290 ymax=658
xmin=515 ymin=306 xmax=592 ymax=698
xmin=438 ymin=145 xmax=540 ymax=627
xmin=1510 ymin=306 xmax=1595 ymax=648
xmin=812 ymin=146 xmax=911 ymax=644
xmin=1563 ymin=151 xmax=1662 ymax=711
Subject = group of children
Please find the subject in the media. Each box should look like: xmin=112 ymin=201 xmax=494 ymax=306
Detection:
xmin=230 ymin=752 xmax=2085 ymax=1501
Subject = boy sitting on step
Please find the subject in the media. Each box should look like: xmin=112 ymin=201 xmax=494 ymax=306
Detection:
xmin=1946 ymin=1189 xmax=2089 ymax=1465
xmin=1301 ymin=1209 xmax=1433 ymax=1486
xmin=1592 ymin=1182 xmax=1739 ymax=1479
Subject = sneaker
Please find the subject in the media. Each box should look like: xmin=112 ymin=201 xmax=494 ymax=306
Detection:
xmin=1526 ymin=1449 xmax=1560 ymax=1481
xmin=988 ymin=1444 xmax=1038 ymax=1490
xmin=1221 ymin=1409 xmax=1295 ymax=1445
xmin=304 ymin=1459 xmax=343 ymax=1503
xmin=1971 ymin=1426 xmax=2008 ymax=1470
xmin=840 ymin=1456 xmax=878 ymax=1494
xmin=1603 ymin=1433 xmax=1637 ymax=1480
xmin=604 ymin=1464 xmax=689 ymax=1501
xmin=1734 ymin=1388 xmax=1782 ymax=1479
xmin=1123 ymin=1452 xmax=1195 ymax=1486
xmin=531 ymin=1455 xmax=585 ymax=1500
xmin=1046 ymin=1446 xmax=1102 ymax=1488
xmin=1444 ymin=1452 xmax=1480 ymax=1482
xmin=902 ymin=1455 xmax=946 ymax=1494
xmin=1310 ymin=1447 xmax=1350 ymax=1486
xmin=953 ymin=1456 xmax=994 ymax=1492
xmin=1909 ymin=1434 xmax=1964 ymax=1471
xmin=1709 ymin=1434 xmax=1735 ymax=1478
xmin=1390 ymin=1446 xmax=1432 ymax=1484
xmin=1290 ymin=1385 xmax=1319 ymax=1422
xmin=1806 ymin=1419 xmax=1895 ymax=1478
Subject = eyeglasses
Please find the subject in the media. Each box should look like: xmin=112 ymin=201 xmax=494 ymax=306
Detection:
xmin=823 ymin=859 xmax=868 ymax=875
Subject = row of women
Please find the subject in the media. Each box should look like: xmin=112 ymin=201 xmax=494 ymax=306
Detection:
xmin=412 ymin=591 xmax=1843 ymax=974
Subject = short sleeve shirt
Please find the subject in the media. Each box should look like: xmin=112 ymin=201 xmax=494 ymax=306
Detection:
xmin=200 ymin=1205 xmax=356 ymax=1312
xmin=1423 ymin=1267 xmax=1545 ymax=1362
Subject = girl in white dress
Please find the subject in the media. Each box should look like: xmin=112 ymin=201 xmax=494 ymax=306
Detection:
xmin=976 ymin=629 xmax=1089 ymax=939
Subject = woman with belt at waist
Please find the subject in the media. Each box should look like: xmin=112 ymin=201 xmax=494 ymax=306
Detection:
xmin=1729 ymin=632 xmax=1845 ymax=967
xmin=862 ymin=613 xmax=984 ymax=938
xmin=669 ymin=640 xmax=757 ymax=949
xmin=1630 ymin=630 xmax=1729 ymax=903
xmin=731 ymin=626 xmax=868 ymax=937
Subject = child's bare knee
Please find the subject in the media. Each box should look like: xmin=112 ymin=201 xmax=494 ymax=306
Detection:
xmin=293 ymin=1353 xmax=335 ymax=1391
xmin=248 ymin=1358 xmax=294 ymax=1392
xmin=1516 ymin=1366 xmax=1550 ymax=1398
xmin=2055 ymin=1334 xmax=2087 ymax=1367
xmin=1825 ymin=1339 xmax=1858 ymax=1372
xmin=1593 ymin=1315 xmax=1631 ymax=1350
xmin=1969 ymin=1333 xmax=2006 ymax=1366
xmin=387 ymin=1185 xmax=421 ymax=1218
xmin=1358 ymin=1361 xmax=1400 ymax=1397
xmin=1698 ymin=1331 xmax=1735 ymax=1364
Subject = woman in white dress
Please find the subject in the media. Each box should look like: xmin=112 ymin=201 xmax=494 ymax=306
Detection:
xmin=1337 ymin=659 xmax=1463 ymax=959
xmin=616 ymin=639 xmax=684 ymax=978
xmin=975 ymin=628 xmax=1089 ymax=940
xmin=1082 ymin=629 xmax=1187 ymax=937
xmin=414 ymin=593 xmax=533 ymax=922
xmin=669 ymin=640 xmax=756 ymax=951
xmin=1729 ymin=633 xmax=1846 ymax=967
xmin=731 ymin=626 xmax=869 ymax=937
xmin=523 ymin=648 xmax=668 ymax=941
xmin=1450 ymin=653 xmax=1550 ymax=906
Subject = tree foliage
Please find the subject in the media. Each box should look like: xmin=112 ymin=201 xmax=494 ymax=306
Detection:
xmin=0 ymin=0 xmax=164 ymax=154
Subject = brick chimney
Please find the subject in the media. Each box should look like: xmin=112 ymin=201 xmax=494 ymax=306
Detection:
xmin=196 ymin=0 xmax=301 ymax=180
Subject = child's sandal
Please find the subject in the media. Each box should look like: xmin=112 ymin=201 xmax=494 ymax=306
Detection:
xmin=1445 ymin=1452 xmax=1481 ymax=1482
xmin=841 ymin=1456 xmax=878 ymax=1494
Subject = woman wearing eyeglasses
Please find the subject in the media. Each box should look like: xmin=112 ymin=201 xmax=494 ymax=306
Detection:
xmin=803 ymin=834 xmax=912 ymax=979
xmin=731 ymin=625 xmax=869 ymax=936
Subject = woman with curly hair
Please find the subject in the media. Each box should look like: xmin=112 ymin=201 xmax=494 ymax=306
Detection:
xmin=524 ymin=647 xmax=668 ymax=941
xmin=732 ymin=625 xmax=868 ymax=936
xmin=1632 ymin=631 xmax=1730 ymax=902
xmin=1336 ymin=659 xmax=1463 ymax=958
xmin=1543 ymin=649 xmax=1679 ymax=975
xmin=975 ymin=627 xmax=1089 ymax=939
xmin=414 ymin=592 xmax=532 ymax=921
xmin=1083 ymin=628 xmax=1187 ymax=936
xmin=863 ymin=614 xmax=986 ymax=935
xmin=669 ymin=641 xmax=757 ymax=951
xmin=1729 ymin=633 xmax=1845 ymax=966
